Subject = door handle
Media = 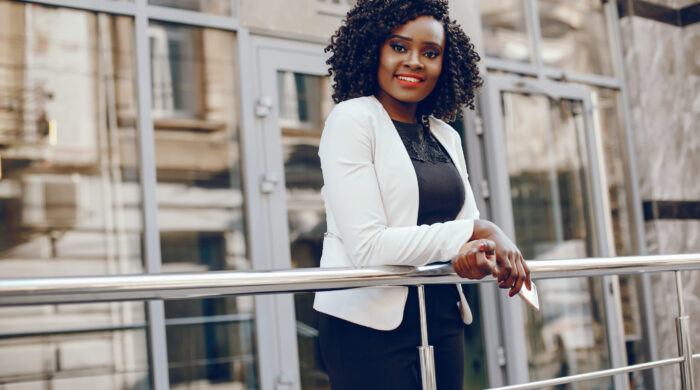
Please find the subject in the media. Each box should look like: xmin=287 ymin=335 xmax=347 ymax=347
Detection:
xmin=256 ymin=96 xmax=273 ymax=118
xmin=261 ymin=172 xmax=279 ymax=194
xmin=275 ymin=371 xmax=296 ymax=390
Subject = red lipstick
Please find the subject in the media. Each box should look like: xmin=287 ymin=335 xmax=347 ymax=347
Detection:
xmin=394 ymin=73 xmax=424 ymax=87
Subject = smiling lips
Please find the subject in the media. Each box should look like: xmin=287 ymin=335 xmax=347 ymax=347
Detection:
xmin=394 ymin=73 xmax=425 ymax=87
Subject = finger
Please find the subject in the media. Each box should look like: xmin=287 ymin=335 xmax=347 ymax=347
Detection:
xmin=496 ymin=251 xmax=512 ymax=288
xmin=465 ymin=247 xmax=480 ymax=257
xmin=469 ymin=251 xmax=489 ymax=279
xmin=510 ymin=258 xmax=526 ymax=297
xmin=521 ymin=255 xmax=532 ymax=290
xmin=479 ymin=252 xmax=499 ymax=279
xmin=503 ymin=252 xmax=518 ymax=289
xmin=478 ymin=239 xmax=496 ymax=254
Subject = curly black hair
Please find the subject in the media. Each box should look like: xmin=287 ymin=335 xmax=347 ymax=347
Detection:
xmin=325 ymin=0 xmax=482 ymax=123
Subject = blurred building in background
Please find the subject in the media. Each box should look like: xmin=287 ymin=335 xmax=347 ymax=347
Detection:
xmin=0 ymin=0 xmax=697 ymax=389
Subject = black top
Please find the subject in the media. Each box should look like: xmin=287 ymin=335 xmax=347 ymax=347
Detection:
xmin=392 ymin=120 xmax=465 ymax=225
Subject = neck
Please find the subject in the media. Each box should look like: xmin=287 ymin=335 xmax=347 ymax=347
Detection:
xmin=375 ymin=91 xmax=418 ymax=123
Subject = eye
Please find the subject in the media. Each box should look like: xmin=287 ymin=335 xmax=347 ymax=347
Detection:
xmin=390 ymin=43 xmax=407 ymax=53
xmin=424 ymin=50 xmax=441 ymax=59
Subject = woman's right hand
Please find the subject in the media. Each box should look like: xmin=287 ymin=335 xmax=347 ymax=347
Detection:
xmin=469 ymin=220 xmax=531 ymax=297
xmin=452 ymin=239 xmax=499 ymax=280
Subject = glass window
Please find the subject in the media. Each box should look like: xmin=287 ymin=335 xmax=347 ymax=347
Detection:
xmin=0 ymin=1 xmax=148 ymax=387
xmin=478 ymin=0 xmax=532 ymax=63
xmin=593 ymin=86 xmax=652 ymax=388
xmin=592 ymin=87 xmax=636 ymax=257
xmin=149 ymin=0 xmax=234 ymax=16
xmin=165 ymin=320 xmax=256 ymax=388
xmin=277 ymin=71 xmax=333 ymax=390
xmin=538 ymin=0 xmax=615 ymax=76
xmin=148 ymin=21 xmax=256 ymax=389
xmin=501 ymin=92 xmax=612 ymax=387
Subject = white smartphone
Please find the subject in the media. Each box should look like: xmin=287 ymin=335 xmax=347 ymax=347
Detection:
xmin=517 ymin=282 xmax=540 ymax=311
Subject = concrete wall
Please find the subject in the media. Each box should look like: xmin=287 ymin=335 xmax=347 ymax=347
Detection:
xmin=618 ymin=1 xmax=700 ymax=387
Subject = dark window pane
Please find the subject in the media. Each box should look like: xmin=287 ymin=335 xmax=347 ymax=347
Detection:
xmin=0 ymin=2 xmax=148 ymax=387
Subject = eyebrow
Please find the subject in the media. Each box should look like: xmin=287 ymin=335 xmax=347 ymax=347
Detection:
xmin=388 ymin=34 xmax=443 ymax=49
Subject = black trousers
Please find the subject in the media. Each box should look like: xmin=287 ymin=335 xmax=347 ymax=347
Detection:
xmin=318 ymin=284 xmax=465 ymax=390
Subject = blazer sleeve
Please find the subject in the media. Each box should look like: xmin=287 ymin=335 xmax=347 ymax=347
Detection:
xmin=319 ymin=105 xmax=476 ymax=268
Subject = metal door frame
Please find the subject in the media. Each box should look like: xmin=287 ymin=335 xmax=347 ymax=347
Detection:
xmin=480 ymin=73 xmax=628 ymax=389
xmin=243 ymin=36 xmax=329 ymax=390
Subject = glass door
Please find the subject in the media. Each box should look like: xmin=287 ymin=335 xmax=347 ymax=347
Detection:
xmin=252 ymin=39 xmax=332 ymax=390
xmin=482 ymin=75 xmax=627 ymax=389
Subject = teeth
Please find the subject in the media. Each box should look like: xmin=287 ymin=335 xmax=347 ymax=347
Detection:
xmin=397 ymin=76 xmax=421 ymax=82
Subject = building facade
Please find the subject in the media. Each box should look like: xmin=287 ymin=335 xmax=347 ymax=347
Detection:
xmin=0 ymin=0 xmax=698 ymax=389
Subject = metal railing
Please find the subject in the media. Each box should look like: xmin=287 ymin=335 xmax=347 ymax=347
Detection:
xmin=1 ymin=253 xmax=699 ymax=390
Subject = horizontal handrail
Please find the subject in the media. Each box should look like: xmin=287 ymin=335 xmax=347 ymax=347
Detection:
xmin=489 ymin=357 xmax=685 ymax=390
xmin=1 ymin=253 xmax=698 ymax=390
xmin=0 ymin=253 xmax=698 ymax=306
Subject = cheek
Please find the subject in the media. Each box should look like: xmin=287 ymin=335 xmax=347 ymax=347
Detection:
xmin=379 ymin=54 xmax=397 ymax=74
xmin=423 ymin=65 xmax=442 ymax=90
xmin=431 ymin=61 xmax=443 ymax=80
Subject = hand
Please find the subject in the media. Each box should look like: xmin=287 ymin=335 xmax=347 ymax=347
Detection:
xmin=452 ymin=239 xmax=499 ymax=280
xmin=471 ymin=221 xmax=531 ymax=297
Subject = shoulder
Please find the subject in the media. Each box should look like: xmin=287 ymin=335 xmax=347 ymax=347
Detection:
xmin=327 ymin=96 xmax=381 ymax=123
xmin=321 ymin=96 xmax=380 ymax=153
xmin=323 ymin=96 xmax=383 ymax=137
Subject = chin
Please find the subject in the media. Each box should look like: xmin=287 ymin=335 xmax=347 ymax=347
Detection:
xmin=394 ymin=91 xmax=430 ymax=104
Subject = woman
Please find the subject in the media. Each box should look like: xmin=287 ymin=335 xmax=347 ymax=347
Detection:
xmin=314 ymin=1 xmax=531 ymax=388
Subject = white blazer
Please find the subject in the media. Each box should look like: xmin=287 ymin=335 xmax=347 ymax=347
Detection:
xmin=313 ymin=96 xmax=480 ymax=331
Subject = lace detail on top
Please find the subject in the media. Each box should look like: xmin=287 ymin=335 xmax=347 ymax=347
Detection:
xmin=392 ymin=120 xmax=452 ymax=163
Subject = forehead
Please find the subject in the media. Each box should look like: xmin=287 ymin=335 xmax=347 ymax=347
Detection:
xmin=390 ymin=15 xmax=445 ymax=45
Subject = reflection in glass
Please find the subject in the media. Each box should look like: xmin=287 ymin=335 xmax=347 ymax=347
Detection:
xmin=165 ymin=321 xmax=256 ymax=388
xmin=149 ymin=0 xmax=233 ymax=16
xmin=501 ymin=93 xmax=611 ymax=387
xmin=148 ymin=22 xmax=255 ymax=388
xmin=277 ymin=71 xmax=333 ymax=390
xmin=478 ymin=0 xmax=532 ymax=63
xmin=0 ymin=2 xmax=149 ymax=388
xmin=592 ymin=87 xmax=651 ymax=388
xmin=538 ymin=0 xmax=614 ymax=76
xmin=462 ymin=282 xmax=489 ymax=390
xmin=592 ymin=88 xmax=635 ymax=258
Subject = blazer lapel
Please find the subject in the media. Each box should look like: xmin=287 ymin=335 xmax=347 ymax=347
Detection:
xmin=370 ymin=96 xmax=420 ymax=226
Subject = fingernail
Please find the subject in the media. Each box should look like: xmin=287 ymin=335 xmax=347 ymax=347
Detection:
xmin=479 ymin=242 xmax=486 ymax=251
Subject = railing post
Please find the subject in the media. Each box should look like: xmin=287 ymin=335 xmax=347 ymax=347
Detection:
xmin=675 ymin=271 xmax=695 ymax=390
xmin=417 ymin=285 xmax=437 ymax=390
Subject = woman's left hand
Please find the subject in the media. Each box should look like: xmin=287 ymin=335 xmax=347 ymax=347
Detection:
xmin=471 ymin=220 xmax=531 ymax=297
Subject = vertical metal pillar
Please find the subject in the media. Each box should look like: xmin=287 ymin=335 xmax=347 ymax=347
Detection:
xmin=675 ymin=271 xmax=695 ymax=390
xmin=417 ymin=285 xmax=437 ymax=390
xmin=134 ymin=1 xmax=169 ymax=388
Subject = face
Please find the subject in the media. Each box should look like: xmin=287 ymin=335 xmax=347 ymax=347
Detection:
xmin=376 ymin=15 xmax=445 ymax=110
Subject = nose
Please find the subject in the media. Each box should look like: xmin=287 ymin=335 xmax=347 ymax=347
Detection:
xmin=403 ymin=50 xmax=424 ymax=70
